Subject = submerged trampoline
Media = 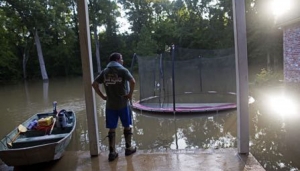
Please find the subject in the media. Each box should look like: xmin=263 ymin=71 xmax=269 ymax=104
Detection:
xmin=131 ymin=47 xmax=237 ymax=113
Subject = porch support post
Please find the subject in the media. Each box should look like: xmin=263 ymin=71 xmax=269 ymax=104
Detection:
xmin=77 ymin=0 xmax=100 ymax=156
xmin=232 ymin=0 xmax=250 ymax=154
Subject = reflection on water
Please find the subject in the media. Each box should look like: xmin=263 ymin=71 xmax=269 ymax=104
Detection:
xmin=1 ymin=78 xmax=300 ymax=170
xmin=267 ymin=94 xmax=298 ymax=118
xmin=127 ymin=110 xmax=238 ymax=153
xmin=249 ymin=84 xmax=300 ymax=171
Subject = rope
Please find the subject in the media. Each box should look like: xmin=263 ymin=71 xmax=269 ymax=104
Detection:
xmin=98 ymin=135 xmax=109 ymax=151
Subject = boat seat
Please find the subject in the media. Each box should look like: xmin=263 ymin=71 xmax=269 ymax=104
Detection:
xmin=14 ymin=133 xmax=69 ymax=144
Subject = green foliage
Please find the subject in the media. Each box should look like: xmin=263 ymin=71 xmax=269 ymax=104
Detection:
xmin=0 ymin=8 xmax=22 ymax=82
xmin=246 ymin=0 xmax=283 ymax=71
xmin=0 ymin=51 xmax=20 ymax=82
xmin=0 ymin=27 xmax=21 ymax=81
xmin=135 ymin=26 xmax=158 ymax=56
xmin=0 ymin=0 xmax=285 ymax=83
xmin=255 ymin=68 xmax=283 ymax=85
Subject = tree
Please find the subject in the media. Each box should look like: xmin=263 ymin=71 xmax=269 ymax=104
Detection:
xmin=135 ymin=26 xmax=158 ymax=56
xmin=0 ymin=8 xmax=20 ymax=82
xmin=0 ymin=0 xmax=285 ymax=82
xmin=5 ymin=0 xmax=49 ymax=80
xmin=246 ymin=0 xmax=283 ymax=72
xmin=89 ymin=0 xmax=122 ymax=73
xmin=89 ymin=0 xmax=103 ymax=74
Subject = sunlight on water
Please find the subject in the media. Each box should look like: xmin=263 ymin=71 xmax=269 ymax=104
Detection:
xmin=249 ymin=96 xmax=255 ymax=104
xmin=171 ymin=128 xmax=187 ymax=149
xmin=268 ymin=95 xmax=297 ymax=117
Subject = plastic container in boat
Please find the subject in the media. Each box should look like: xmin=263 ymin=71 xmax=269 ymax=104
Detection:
xmin=27 ymin=119 xmax=38 ymax=130
xmin=38 ymin=116 xmax=53 ymax=127
xmin=56 ymin=110 xmax=67 ymax=128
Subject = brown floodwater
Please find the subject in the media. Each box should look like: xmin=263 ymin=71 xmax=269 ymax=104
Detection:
xmin=0 ymin=77 xmax=300 ymax=171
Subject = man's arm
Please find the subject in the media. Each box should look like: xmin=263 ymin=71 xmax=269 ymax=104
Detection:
xmin=125 ymin=77 xmax=135 ymax=100
xmin=92 ymin=81 xmax=107 ymax=100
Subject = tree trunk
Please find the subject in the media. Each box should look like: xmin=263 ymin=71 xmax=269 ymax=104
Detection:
xmin=93 ymin=23 xmax=101 ymax=73
xmin=22 ymin=52 xmax=27 ymax=79
xmin=34 ymin=29 xmax=48 ymax=80
xmin=267 ymin=51 xmax=271 ymax=71
xmin=273 ymin=55 xmax=279 ymax=72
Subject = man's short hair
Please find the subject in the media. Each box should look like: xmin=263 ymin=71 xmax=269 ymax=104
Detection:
xmin=109 ymin=52 xmax=122 ymax=61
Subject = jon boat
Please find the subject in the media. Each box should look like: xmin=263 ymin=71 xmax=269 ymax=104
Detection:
xmin=0 ymin=108 xmax=76 ymax=166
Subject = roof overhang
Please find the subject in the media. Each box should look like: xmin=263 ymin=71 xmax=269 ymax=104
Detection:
xmin=276 ymin=3 xmax=300 ymax=28
xmin=277 ymin=17 xmax=300 ymax=28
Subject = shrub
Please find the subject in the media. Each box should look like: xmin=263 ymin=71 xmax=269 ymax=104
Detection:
xmin=255 ymin=68 xmax=282 ymax=85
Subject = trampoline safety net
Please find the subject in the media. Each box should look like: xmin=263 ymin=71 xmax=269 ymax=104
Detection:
xmin=134 ymin=47 xmax=237 ymax=113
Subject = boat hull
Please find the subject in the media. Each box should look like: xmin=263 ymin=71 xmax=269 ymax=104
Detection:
xmin=0 ymin=111 xmax=76 ymax=166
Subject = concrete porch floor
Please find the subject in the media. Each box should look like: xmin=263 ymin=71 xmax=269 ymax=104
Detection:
xmin=0 ymin=148 xmax=265 ymax=171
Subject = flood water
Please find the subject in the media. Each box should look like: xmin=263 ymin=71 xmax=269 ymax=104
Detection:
xmin=0 ymin=77 xmax=300 ymax=171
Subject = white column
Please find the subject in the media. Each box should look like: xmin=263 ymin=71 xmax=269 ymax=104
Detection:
xmin=77 ymin=0 xmax=100 ymax=156
xmin=232 ymin=0 xmax=249 ymax=154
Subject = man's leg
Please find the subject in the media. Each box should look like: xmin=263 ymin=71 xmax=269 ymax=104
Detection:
xmin=108 ymin=129 xmax=118 ymax=161
xmin=106 ymin=108 xmax=119 ymax=162
xmin=119 ymin=106 xmax=136 ymax=156
xmin=124 ymin=127 xmax=136 ymax=156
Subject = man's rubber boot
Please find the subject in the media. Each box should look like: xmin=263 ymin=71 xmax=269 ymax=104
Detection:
xmin=124 ymin=128 xmax=136 ymax=156
xmin=108 ymin=131 xmax=118 ymax=161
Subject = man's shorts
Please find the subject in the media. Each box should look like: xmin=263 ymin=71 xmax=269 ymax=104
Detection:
xmin=106 ymin=106 xmax=132 ymax=129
